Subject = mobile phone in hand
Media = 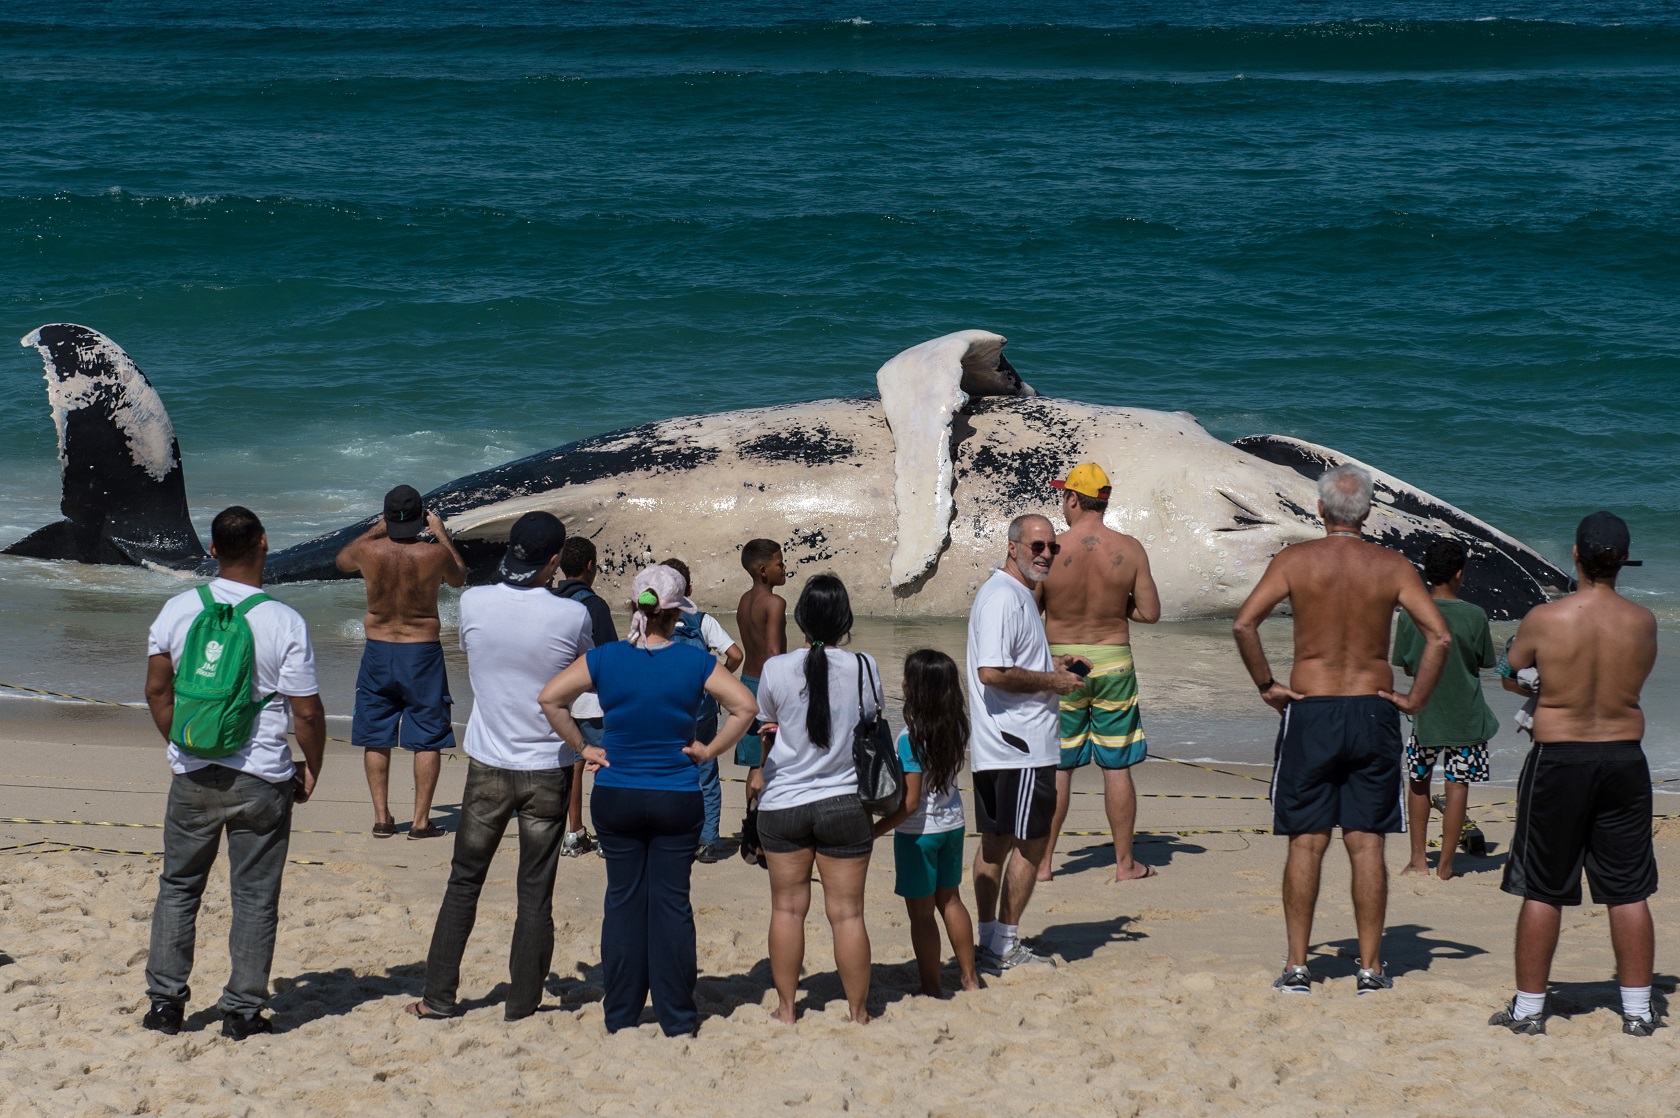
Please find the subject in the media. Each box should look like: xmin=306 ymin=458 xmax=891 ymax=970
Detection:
xmin=1068 ymin=660 xmax=1091 ymax=677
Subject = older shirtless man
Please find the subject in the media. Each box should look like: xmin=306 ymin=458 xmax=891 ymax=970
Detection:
xmin=336 ymin=484 xmax=466 ymax=838
xmin=1041 ymin=463 xmax=1161 ymax=882
xmin=1489 ymin=512 xmax=1659 ymax=1037
xmin=1232 ymin=463 xmax=1450 ymax=994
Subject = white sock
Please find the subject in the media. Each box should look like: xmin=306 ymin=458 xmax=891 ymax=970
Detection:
xmin=1514 ymin=990 xmax=1546 ymax=1019
xmin=979 ymin=920 xmax=998 ymax=952
xmin=996 ymin=924 xmax=1020 ymax=955
xmin=1620 ymin=985 xmax=1653 ymax=1022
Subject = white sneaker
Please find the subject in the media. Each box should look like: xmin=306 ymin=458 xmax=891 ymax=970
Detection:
xmin=560 ymin=829 xmax=596 ymax=858
xmin=985 ymin=943 xmax=1056 ymax=972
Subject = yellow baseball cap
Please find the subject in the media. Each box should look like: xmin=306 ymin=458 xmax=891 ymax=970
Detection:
xmin=1052 ymin=463 xmax=1112 ymax=499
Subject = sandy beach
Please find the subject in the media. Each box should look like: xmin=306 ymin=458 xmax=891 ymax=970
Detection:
xmin=2 ymin=698 xmax=1675 ymax=1118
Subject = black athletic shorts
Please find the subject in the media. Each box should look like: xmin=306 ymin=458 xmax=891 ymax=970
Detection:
xmin=973 ymin=765 xmax=1057 ymax=841
xmin=1270 ymin=696 xmax=1404 ymax=835
xmin=1502 ymin=741 xmax=1657 ymax=907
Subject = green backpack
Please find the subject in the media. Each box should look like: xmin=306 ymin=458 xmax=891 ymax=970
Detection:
xmin=170 ymin=585 xmax=277 ymax=759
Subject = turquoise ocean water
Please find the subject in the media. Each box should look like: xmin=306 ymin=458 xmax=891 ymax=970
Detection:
xmin=2 ymin=1 xmax=1677 ymax=770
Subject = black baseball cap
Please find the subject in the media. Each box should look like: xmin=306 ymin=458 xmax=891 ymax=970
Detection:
xmin=1576 ymin=510 xmax=1641 ymax=568
xmin=497 ymin=511 xmax=567 ymax=586
xmin=383 ymin=484 xmax=425 ymax=540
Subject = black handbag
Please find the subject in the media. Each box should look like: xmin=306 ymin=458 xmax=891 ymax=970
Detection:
xmin=852 ymin=654 xmax=903 ymax=816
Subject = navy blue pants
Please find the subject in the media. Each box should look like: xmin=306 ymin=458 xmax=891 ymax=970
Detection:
xmin=591 ymin=785 xmax=704 ymax=1036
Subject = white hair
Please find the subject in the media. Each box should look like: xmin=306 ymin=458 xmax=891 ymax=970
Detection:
xmin=1318 ymin=463 xmax=1374 ymax=527
xmin=1007 ymin=513 xmax=1051 ymax=543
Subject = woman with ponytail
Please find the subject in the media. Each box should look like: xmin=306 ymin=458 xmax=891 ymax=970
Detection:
xmin=754 ymin=573 xmax=879 ymax=1025
xmin=539 ymin=564 xmax=755 ymax=1036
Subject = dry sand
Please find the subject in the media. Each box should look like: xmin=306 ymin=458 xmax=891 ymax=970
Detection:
xmin=2 ymin=698 xmax=1677 ymax=1117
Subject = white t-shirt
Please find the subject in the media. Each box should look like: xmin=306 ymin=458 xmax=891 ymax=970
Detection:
xmin=965 ymin=569 xmax=1058 ymax=770
xmin=699 ymin=614 xmax=738 ymax=658
xmin=895 ymin=730 xmax=966 ymax=835
xmin=756 ymin=647 xmax=879 ymax=811
xmin=147 ymin=578 xmax=318 ymax=784
xmin=459 ymin=583 xmax=594 ymax=771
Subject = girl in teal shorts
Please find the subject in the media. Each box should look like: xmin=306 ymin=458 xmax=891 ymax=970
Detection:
xmin=872 ymin=649 xmax=981 ymax=996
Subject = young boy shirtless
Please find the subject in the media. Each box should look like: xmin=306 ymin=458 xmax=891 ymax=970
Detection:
xmin=735 ymin=539 xmax=787 ymax=802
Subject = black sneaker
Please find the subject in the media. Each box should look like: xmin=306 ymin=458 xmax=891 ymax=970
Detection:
xmin=221 ymin=1011 xmax=274 ymax=1040
xmin=1272 ymin=964 xmax=1312 ymax=994
xmin=1488 ymin=999 xmax=1546 ymax=1035
xmin=141 ymin=998 xmax=183 ymax=1035
xmin=1622 ymin=1013 xmax=1660 ymax=1037
xmin=1355 ymin=967 xmax=1393 ymax=995
xmin=695 ymin=842 xmax=730 ymax=864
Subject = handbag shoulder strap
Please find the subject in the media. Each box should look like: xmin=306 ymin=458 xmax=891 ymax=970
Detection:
xmin=855 ymin=653 xmax=881 ymax=718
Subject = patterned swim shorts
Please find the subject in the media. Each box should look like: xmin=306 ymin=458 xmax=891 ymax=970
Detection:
xmin=1405 ymin=737 xmax=1490 ymax=784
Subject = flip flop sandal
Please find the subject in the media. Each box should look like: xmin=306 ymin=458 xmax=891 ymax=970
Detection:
xmin=406 ymin=1001 xmax=453 ymax=1021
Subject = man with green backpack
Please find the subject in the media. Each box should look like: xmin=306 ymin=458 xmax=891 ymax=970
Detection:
xmin=140 ymin=507 xmax=326 ymax=1040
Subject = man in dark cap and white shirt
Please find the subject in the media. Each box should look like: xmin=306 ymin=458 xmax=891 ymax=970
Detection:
xmin=408 ymin=511 xmax=594 ymax=1021
xmin=1491 ymin=511 xmax=1660 ymax=1037
xmin=336 ymin=484 xmax=467 ymax=838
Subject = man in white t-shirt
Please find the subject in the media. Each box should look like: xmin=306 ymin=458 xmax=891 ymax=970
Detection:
xmin=140 ymin=507 xmax=325 ymax=1041
xmin=967 ymin=514 xmax=1086 ymax=972
xmin=410 ymin=511 xmax=594 ymax=1022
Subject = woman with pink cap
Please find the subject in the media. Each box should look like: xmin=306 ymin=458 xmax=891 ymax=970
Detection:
xmin=540 ymin=564 xmax=756 ymax=1036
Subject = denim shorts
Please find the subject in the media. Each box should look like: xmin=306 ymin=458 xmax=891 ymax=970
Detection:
xmin=757 ymin=793 xmax=873 ymax=858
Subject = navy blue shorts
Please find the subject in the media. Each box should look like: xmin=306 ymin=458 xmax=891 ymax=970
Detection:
xmin=1270 ymin=695 xmax=1403 ymax=835
xmin=352 ymin=639 xmax=456 ymax=752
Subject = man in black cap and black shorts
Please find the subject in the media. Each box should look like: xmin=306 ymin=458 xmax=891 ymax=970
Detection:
xmin=336 ymin=484 xmax=466 ymax=839
xmin=1490 ymin=511 xmax=1659 ymax=1037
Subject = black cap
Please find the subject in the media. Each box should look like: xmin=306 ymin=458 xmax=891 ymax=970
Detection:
xmin=497 ymin=512 xmax=566 ymax=586
xmin=383 ymin=484 xmax=425 ymax=541
xmin=1576 ymin=510 xmax=1641 ymax=568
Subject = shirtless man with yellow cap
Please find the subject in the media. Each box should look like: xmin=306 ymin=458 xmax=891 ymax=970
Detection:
xmin=1039 ymin=463 xmax=1161 ymax=882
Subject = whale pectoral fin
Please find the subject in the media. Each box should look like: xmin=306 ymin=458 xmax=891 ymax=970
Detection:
xmin=877 ymin=330 xmax=1016 ymax=588
xmin=12 ymin=324 xmax=205 ymax=569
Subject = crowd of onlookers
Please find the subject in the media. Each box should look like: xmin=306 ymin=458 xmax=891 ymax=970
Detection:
xmin=137 ymin=465 xmax=1662 ymax=1041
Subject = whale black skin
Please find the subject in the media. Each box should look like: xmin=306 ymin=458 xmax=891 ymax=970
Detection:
xmin=7 ymin=324 xmax=205 ymax=569
xmin=1230 ymin=434 xmax=1571 ymax=619
xmin=10 ymin=324 xmax=1570 ymax=621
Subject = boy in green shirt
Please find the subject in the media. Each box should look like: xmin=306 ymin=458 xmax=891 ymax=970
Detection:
xmin=1392 ymin=540 xmax=1500 ymax=880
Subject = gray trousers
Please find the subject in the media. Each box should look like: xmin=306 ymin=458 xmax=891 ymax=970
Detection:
xmin=145 ymin=766 xmax=293 ymax=1015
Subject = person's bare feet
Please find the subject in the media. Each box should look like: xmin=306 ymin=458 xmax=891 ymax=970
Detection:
xmin=959 ymin=973 xmax=982 ymax=993
xmin=849 ymin=1007 xmax=872 ymax=1025
xmin=1112 ymin=862 xmax=1157 ymax=882
xmin=1436 ymin=863 xmax=1458 ymax=881
xmin=770 ymin=1002 xmax=796 ymax=1025
xmin=1399 ymin=861 xmax=1430 ymax=877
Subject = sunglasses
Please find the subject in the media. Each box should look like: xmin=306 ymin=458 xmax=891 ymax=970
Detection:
xmin=1020 ymin=540 xmax=1062 ymax=556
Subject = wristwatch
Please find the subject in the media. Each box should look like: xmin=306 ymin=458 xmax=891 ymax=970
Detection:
xmin=1257 ymin=677 xmax=1275 ymax=692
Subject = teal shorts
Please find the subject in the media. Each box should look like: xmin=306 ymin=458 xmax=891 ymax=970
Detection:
xmin=893 ymin=829 xmax=965 ymax=898
xmin=735 ymin=675 xmax=762 ymax=767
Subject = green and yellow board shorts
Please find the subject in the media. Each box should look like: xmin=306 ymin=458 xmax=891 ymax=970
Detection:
xmin=1052 ymin=643 xmax=1147 ymax=771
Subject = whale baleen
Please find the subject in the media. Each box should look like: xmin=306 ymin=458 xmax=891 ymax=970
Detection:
xmin=8 ymin=324 xmax=1568 ymax=620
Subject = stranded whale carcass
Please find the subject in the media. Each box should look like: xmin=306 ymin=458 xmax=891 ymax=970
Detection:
xmin=8 ymin=324 xmax=1568 ymax=619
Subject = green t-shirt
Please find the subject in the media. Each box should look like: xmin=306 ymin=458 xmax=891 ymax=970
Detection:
xmin=1391 ymin=597 xmax=1500 ymax=748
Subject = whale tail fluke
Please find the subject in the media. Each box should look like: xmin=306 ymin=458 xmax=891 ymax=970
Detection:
xmin=7 ymin=324 xmax=207 ymax=571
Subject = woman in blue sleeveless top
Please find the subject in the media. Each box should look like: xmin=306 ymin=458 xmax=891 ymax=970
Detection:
xmin=540 ymin=564 xmax=756 ymax=1035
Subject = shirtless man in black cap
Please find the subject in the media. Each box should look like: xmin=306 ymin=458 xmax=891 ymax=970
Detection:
xmin=1490 ymin=511 xmax=1660 ymax=1037
xmin=337 ymin=484 xmax=467 ymax=838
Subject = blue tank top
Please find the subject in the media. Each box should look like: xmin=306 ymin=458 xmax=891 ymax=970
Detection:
xmin=586 ymin=640 xmax=714 ymax=792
